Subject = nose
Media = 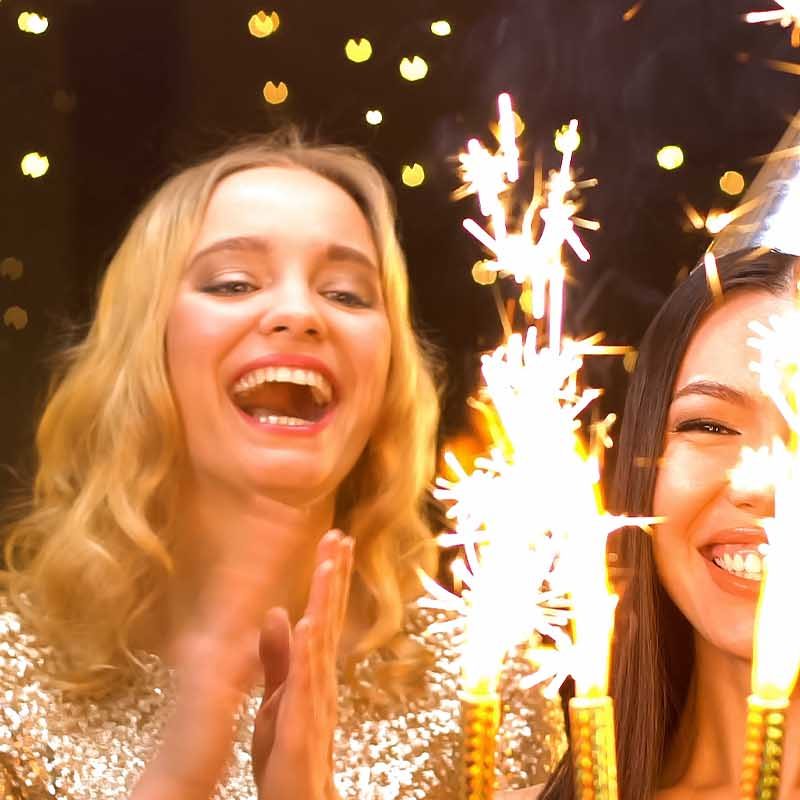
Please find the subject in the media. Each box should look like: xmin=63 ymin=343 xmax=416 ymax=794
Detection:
xmin=257 ymin=278 xmax=325 ymax=340
xmin=725 ymin=472 xmax=776 ymax=518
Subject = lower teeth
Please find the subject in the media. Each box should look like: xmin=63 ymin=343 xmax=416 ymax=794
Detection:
xmin=255 ymin=414 xmax=307 ymax=426
xmin=712 ymin=558 xmax=761 ymax=581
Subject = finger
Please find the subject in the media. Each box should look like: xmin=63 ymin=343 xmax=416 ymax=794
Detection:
xmin=336 ymin=536 xmax=355 ymax=636
xmin=314 ymin=529 xmax=343 ymax=570
xmin=259 ymin=606 xmax=292 ymax=700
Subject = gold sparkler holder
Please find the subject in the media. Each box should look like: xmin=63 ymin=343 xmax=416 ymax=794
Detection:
xmin=568 ymin=695 xmax=619 ymax=800
xmin=740 ymin=695 xmax=789 ymax=800
xmin=459 ymin=689 xmax=501 ymax=800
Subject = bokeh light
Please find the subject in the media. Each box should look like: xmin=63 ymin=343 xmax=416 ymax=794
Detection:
xmin=430 ymin=20 xmax=452 ymax=36
xmin=401 ymin=163 xmax=425 ymax=187
xmin=18 ymin=11 xmax=48 ymax=34
xmin=0 ymin=258 xmax=24 ymax=280
xmin=513 ymin=112 xmax=526 ymax=137
xmin=719 ymin=170 xmax=745 ymax=196
xmin=3 ymin=306 xmax=28 ymax=331
xmin=399 ymin=56 xmax=429 ymax=81
xmin=471 ymin=260 xmax=497 ymax=285
xmin=622 ymin=350 xmax=639 ymax=373
xmin=705 ymin=210 xmax=731 ymax=234
xmin=554 ymin=124 xmax=580 ymax=154
xmin=262 ymin=80 xmax=288 ymax=104
xmin=365 ymin=109 xmax=383 ymax=126
xmin=20 ymin=152 xmax=49 ymax=178
xmin=247 ymin=10 xmax=279 ymax=38
xmin=345 ymin=37 xmax=372 ymax=63
xmin=656 ymin=145 xmax=684 ymax=170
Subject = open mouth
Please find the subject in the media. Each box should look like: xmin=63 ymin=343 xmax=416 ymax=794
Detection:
xmin=231 ymin=366 xmax=334 ymax=427
xmin=704 ymin=544 xmax=764 ymax=582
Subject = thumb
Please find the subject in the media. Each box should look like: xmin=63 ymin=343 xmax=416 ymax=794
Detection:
xmin=260 ymin=606 xmax=292 ymax=699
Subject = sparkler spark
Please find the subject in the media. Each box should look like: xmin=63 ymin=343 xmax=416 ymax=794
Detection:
xmin=746 ymin=2 xmax=800 ymax=46
xmin=732 ymin=298 xmax=800 ymax=798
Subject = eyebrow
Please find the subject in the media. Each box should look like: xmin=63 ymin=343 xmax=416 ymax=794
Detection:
xmin=188 ymin=236 xmax=378 ymax=272
xmin=671 ymin=380 xmax=752 ymax=406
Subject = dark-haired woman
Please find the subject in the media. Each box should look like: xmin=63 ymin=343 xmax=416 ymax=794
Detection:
xmin=536 ymin=249 xmax=800 ymax=799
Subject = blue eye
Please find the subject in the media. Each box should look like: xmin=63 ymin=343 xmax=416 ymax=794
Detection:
xmin=673 ymin=419 xmax=740 ymax=436
xmin=202 ymin=280 xmax=256 ymax=295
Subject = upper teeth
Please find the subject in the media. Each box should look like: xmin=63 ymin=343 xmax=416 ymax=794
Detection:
xmin=232 ymin=366 xmax=333 ymax=405
xmin=713 ymin=550 xmax=763 ymax=581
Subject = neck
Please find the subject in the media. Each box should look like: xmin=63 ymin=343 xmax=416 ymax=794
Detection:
xmin=661 ymin=632 xmax=800 ymax=798
xmin=138 ymin=470 xmax=336 ymax=659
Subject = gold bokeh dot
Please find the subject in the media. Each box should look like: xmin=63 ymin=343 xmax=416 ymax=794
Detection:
xmin=656 ymin=145 xmax=684 ymax=171
xmin=4 ymin=306 xmax=28 ymax=330
xmin=471 ymin=260 xmax=497 ymax=286
xmin=1 ymin=257 xmax=23 ymax=280
xmin=719 ymin=170 xmax=745 ymax=196
xmin=401 ymin=163 xmax=425 ymax=187
xmin=262 ymin=80 xmax=288 ymax=104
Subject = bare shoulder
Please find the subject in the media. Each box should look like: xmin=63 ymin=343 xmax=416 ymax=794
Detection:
xmin=496 ymin=786 xmax=544 ymax=799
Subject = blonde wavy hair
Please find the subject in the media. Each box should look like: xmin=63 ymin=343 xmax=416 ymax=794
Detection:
xmin=2 ymin=132 xmax=440 ymax=695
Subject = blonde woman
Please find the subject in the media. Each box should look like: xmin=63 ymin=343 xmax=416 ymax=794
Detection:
xmin=0 ymin=134 xmax=565 ymax=799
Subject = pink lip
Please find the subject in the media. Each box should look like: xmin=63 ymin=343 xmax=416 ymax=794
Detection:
xmin=699 ymin=527 xmax=768 ymax=549
xmin=702 ymin=557 xmax=761 ymax=599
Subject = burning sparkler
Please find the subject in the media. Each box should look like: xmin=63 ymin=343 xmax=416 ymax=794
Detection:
xmin=745 ymin=2 xmax=800 ymax=46
xmin=422 ymin=94 xmax=653 ymax=799
xmin=732 ymin=301 xmax=800 ymax=800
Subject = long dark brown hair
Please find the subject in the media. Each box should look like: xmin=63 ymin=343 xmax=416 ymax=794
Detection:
xmin=541 ymin=249 xmax=799 ymax=799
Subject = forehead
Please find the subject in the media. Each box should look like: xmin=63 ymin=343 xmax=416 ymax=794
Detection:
xmin=194 ymin=166 xmax=377 ymax=256
xmin=674 ymin=289 xmax=795 ymax=392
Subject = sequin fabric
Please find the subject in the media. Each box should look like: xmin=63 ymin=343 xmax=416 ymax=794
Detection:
xmin=0 ymin=597 xmax=565 ymax=799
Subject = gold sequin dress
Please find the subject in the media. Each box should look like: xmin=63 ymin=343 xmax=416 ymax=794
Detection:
xmin=0 ymin=597 xmax=566 ymax=799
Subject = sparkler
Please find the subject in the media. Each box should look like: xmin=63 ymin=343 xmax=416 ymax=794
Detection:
xmin=733 ymin=299 xmax=800 ymax=799
xmin=422 ymin=94 xmax=652 ymax=799
xmin=745 ymin=2 xmax=800 ymax=46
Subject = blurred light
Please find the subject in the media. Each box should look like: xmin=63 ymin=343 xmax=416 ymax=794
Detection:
xmin=18 ymin=11 xmax=48 ymax=34
xmin=623 ymin=1 xmax=645 ymax=21
xmin=345 ymin=37 xmax=372 ymax=63
xmin=719 ymin=170 xmax=745 ymax=196
xmin=3 ymin=306 xmax=28 ymax=331
xmin=764 ymin=58 xmax=800 ymax=75
xmin=430 ymin=19 xmax=452 ymax=36
xmin=657 ymin=145 xmax=684 ymax=170
xmin=513 ymin=112 xmax=526 ymax=137
xmin=622 ymin=350 xmax=639 ymax=373
xmin=365 ymin=109 xmax=383 ymax=126
xmin=554 ymin=124 xmax=581 ymax=154
xmin=399 ymin=56 xmax=429 ymax=81
xmin=519 ymin=287 xmax=533 ymax=315
xmin=705 ymin=210 xmax=731 ymax=235
xmin=1 ymin=258 xmax=23 ymax=280
xmin=247 ymin=10 xmax=279 ymax=38
xmin=20 ymin=152 xmax=49 ymax=178
xmin=401 ymin=163 xmax=425 ymax=187
xmin=262 ymin=80 xmax=288 ymax=104
xmin=471 ymin=260 xmax=497 ymax=285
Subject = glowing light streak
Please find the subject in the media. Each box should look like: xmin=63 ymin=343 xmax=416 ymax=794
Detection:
xmin=746 ymin=2 xmax=800 ymax=46
xmin=764 ymin=57 xmax=800 ymax=74
xmin=703 ymin=251 xmax=724 ymax=303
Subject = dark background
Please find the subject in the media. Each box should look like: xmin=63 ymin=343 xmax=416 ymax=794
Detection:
xmin=1 ymin=0 xmax=798 ymax=502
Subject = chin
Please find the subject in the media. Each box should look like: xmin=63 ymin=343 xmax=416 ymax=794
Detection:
xmin=696 ymin=612 xmax=756 ymax=661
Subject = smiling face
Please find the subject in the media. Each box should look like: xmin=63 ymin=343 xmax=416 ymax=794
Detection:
xmin=652 ymin=289 xmax=794 ymax=660
xmin=165 ymin=166 xmax=391 ymax=505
